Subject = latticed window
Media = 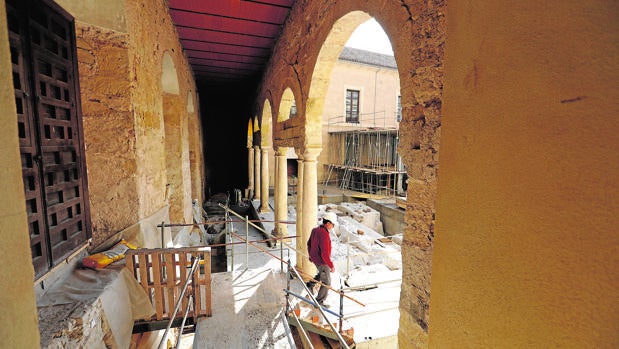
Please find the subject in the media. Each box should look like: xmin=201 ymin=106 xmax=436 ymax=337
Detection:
xmin=396 ymin=95 xmax=402 ymax=122
xmin=7 ymin=0 xmax=91 ymax=278
xmin=346 ymin=89 xmax=360 ymax=123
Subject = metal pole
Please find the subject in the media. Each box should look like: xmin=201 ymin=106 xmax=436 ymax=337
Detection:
xmin=174 ymin=294 xmax=193 ymax=348
xmin=339 ymin=284 xmax=344 ymax=334
xmin=285 ymin=260 xmax=291 ymax=314
xmin=161 ymin=221 xmax=165 ymax=248
xmin=228 ymin=208 xmax=234 ymax=272
xmin=279 ymin=227 xmax=284 ymax=272
xmin=158 ymin=257 xmax=200 ymax=349
xmin=288 ymin=266 xmax=350 ymax=349
xmin=245 ymin=215 xmax=249 ymax=270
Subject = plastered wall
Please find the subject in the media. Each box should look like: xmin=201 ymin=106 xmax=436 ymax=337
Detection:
xmin=430 ymin=1 xmax=619 ymax=347
xmin=0 ymin=3 xmax=41 ymax=347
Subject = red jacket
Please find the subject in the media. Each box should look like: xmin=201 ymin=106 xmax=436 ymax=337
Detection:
xmin=307 ymin=225 xmax=333 ymax=269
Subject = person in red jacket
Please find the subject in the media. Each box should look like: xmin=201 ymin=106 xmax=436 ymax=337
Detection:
xmin=306 ymin=211 xmax=337 ymax=307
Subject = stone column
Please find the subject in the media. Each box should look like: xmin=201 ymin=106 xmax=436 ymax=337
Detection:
xmin=295 ymin=150 xmax=305 ymax=270
xmin=260 ymin=147 xmax=270 ymax=212
xmin=274 ymin=147 xmax=288 ymax=237
xmin=247 ymin=146 xmax=254 ymax=198
xmin=299 ymin=147 xmax=321 ymax=276
xmin=254 ymin=145 xmax=261 ymax=200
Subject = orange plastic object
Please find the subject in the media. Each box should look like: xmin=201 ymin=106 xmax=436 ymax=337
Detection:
xmin=82 ymin=240 xmax=137 ymax=269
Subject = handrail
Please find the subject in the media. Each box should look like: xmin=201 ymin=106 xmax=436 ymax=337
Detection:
xmin=157 ymin=256 xmax=200 ymax=349
xmin=174 ymin=294 xmax=193 ymax=348
xmin=157 ymin=219 xmax=297 ymax=228
xmin=218 ymin=203 xmax=309 ymax=263
xmin=230 ymin=231 xmax=364 ymax=307
xmin=285 ymin=298 xmax=314 ymax=349
xmin=288 ymin=263 xmax=350 ymax=349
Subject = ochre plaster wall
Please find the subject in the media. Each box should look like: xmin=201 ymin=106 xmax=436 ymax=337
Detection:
xmin=430 ymin=1 xmax=619 ymax=348
xmin=0 ymin=2 xmax=41 ymax=347
xmin=259 ymin=1 xmax=445 ymax=346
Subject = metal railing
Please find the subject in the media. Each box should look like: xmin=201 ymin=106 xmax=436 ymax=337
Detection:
xmin=154 ymin=203 xmax=371 ymax=348
xmin=285 ymin=262 xmax=351 ymax=349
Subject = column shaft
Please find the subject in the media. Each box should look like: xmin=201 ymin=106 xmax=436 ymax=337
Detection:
xmin=254 ymin=146 xmax=261 ymax=200
xmin=295 ymin=153 xmax=304 ymax=270
xmin=299 ymin=148 xmax=321 ymax=276
xmin=275 ymin=147 xmax=288 ymax=237
xmin=260 ymin=148 xmax=270 ymax=212
xmin=247 ymin=147 xmax=254 ymax=198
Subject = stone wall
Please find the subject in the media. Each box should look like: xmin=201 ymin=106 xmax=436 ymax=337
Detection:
xmin=76 ymin=24 xmax=138 ymax=246
xmin=257 ymin=1 xmax=445 ymax=347
xmin=71 ymin=0 xmax=202 ymax=246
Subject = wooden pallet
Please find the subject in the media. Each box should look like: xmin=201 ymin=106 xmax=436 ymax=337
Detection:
xmin=125 ymin=247 xmax=212 ymax=329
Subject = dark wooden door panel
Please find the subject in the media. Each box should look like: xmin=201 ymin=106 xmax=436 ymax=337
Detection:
xmin=8 ymin=0 xmax=91 ymax=277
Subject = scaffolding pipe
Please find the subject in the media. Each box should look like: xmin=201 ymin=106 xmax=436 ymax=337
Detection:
xmin=174 ymin=294 xmax=193 ymax=349
xmin=220 ymin=203 xmax=309 ymax=260
xmin=230 ymin=231 xmax=364 ymax=306
xmin=286 ymin=298 xmax=315 ymax=349
xmin=245 ymin=215 xmax=249 ymax=270
xmin=157 ymin=256 xmax=200 ymax=349
xmin=288 ymin=265 xmax=350 ymax=349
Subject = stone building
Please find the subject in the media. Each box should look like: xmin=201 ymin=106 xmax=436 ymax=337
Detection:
xmin=1 ymin=1 xmax=617 ymax=348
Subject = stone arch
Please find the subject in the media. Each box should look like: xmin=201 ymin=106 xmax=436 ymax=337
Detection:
xmin=162 ymin=52 xmax=180 ymax=95
xmin=305 ymin=11 xmax=371 ymax=146
xmin=186 ymin=91 xmax=194 ymax=113
xmin=162 ymin=52 xmax=191 ymax=224
xmin=278 ymin=87 xmax=298 ymax=122
xmin=258 ymin=2 xmax=444 ymax=346
xmin=247 ymin=117 xmax=254 ymax=148
xmin=260 ymin=99 xmax=273 ymax=148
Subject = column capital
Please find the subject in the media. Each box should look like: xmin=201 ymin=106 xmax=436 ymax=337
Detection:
xmin=294 ymin=147 xmax=304 ymax=160
xmin=275 ymin=146 xmax=289 ymax=156
xmin=302 ymin=147 xmax=322 ymax=162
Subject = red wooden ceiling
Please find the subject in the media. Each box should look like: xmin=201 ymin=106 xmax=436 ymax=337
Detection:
xmin=168 ymin=0 xmax=294 ymax=85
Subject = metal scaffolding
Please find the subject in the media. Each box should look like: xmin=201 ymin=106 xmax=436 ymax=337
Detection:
xmin=323 ymin=111 xmax=406 ymax=196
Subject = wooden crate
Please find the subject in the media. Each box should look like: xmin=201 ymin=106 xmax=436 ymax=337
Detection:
xmin=125 ymin=247 xmax=212 ymax=322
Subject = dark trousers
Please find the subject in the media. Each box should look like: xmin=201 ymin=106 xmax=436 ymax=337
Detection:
xmin=308 ymin=264 xmax=331 ymax=304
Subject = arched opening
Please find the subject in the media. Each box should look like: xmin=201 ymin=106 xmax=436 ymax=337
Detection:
xmin=278 ymin=87 xmax=297 ymax=121
xmin=162 ymin=52 xmax=180 ymax=95
xmin=187 ymin=92 xmax=195 ymax=113
xmin=304 ymin=11 xmax=408 ymax=344
xmin=318 ymin=17 xmax=405 ymax=196
xmin=187 ymin=90 xmax=203 ymax=206
xmin=259 ymin=99 xmax=274 ymax=211
xmin=162 ymin=52 xmax=191 ymax=224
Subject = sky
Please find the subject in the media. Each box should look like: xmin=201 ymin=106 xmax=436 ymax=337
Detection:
xmin=344 ymin=18 xmax=394 ymax=56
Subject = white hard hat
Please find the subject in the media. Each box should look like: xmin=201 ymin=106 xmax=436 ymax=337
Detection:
xmin=322 ymin=212 xmax=338 ymax=225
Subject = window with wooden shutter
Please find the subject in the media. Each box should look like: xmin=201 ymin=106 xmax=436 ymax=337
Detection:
xmin=7 ymin=0 xmax=91 ymax=279
xmin=346 ymin=89 xmax=360 ymax=123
